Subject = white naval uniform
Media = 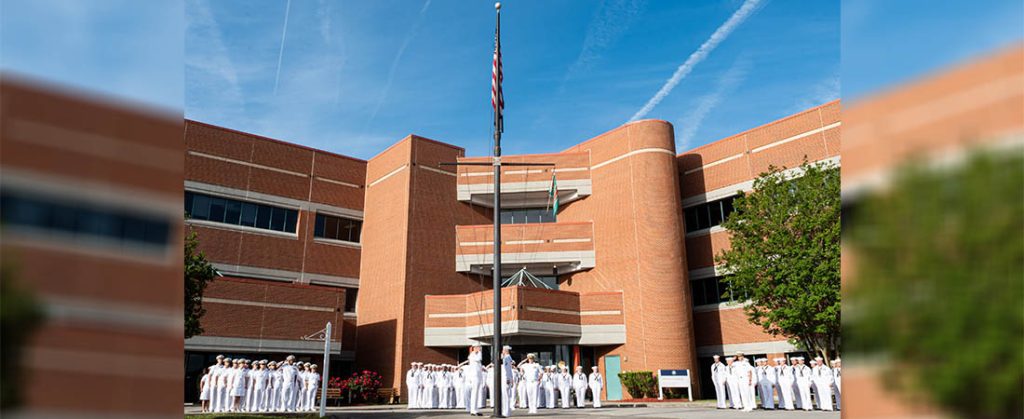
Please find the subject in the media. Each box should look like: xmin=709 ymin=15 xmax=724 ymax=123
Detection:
xmin=270 ymin=369 xmax=284 ymax=411
xmin=588 ymin=371 xmax=603 ymax=408
xmin=280 ymin=364 xmax=299 ymax=412
xmin=541 ymin=371 xmax=555 ymax=408
xmin=757 ymin=365 xmax=776 ymax=409
xmin=231 ymin=368 xmax=248 ymax=411
xmin=454 ymin=369 xmax=465 ymax=408
xmin=776 ymin=364 xmax=796 ymax=410
xmin=199 ymin=373 xmax=211 ymax=403
xmin=572 ymin=372 xmax=588 ymax=407
xmin=517 ymin=371 xmax=528 ymax=408
xmin=465 ymin=352 xmax=484 ymax=415
xmin=795 ymin=364 xmax=813 ymax=410
xmin=211 ymin=365 xmax=227 ymax=412
xmin=437 ymin=371 xmax=451 ymax=408
xmin=725 ymin=365 xmax=742 ymax=410
xmin=305 ymin=371 xmax=320 ymax=411
xmin=252 ymin=369 xmax=269 ymax=412
xmin=710 ymin=362 xmax=728 ymax=408
xmin=813 ymin=365 xmax=835 ymax=411
xmin=521 ymin=363 xmax=542 ymax=413
xmin=558 ymin=371 xmax=572 ymax=408
xmin=406 ymin=368 xmax=420 ymax=409
xmin=832 ymin=367 xmax=842 ymax=410
xmin=501 ymin=355 xmax=515 ymax=416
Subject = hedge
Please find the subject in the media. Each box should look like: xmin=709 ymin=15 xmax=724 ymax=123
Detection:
xmin=618 ymin=370 xmax=657 ymax=399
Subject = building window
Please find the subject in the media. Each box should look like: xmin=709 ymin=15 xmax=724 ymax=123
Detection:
xmin=314 ymin=213 xmax=362 ymax=243
xmin=344 ymin=288 xmax=358 ymax=313
xmin=1 ymin=191 xmax=171 ymax=246
xmin=684 ymin=196 xmax=737 ymax=233
xmin=499 ymin=207 xmax=556 ymax=224
xmin=185 ymin=191 xmax=297 ymax=234
xmin=690 ymin=275 xmax=744 ymax=307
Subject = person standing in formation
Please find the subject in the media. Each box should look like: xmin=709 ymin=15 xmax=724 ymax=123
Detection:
xmin=756 ymin=358 xmax=776 ymax=409
xmin=500 ymin=345 xmax=516 ymax=416
xmin=572 ymin=366 xmax=588 ymax=408
xmin=558 ymin=366 xmax=572 ymax=408
xmin=588 ymin=366 xmax=603 ymax=408
xmin=406 ymin=362 xmax=420 ymax=409
xmin=735 ymin=353 xmax=755 ymax=413
xmin=454 ymin=363 xmax=466 ymax=409
xmin=710 ymin=355 xmax=728 ymax=409
xmin=813 ymin=357 xmax=835 ymax=411
xmin=794 ymin=357 xmax=813 ymax=411
xmin=775 ymin=358 xmax=795 ymax=410
xmin=517 ymin=365 xmax=528 ymax=409
xmin=198 ymin=367 xmax=211 ymax=412
xmin=519 ymin=353 xmax=542 ymax=414
xmin=831 ymin=359 xmax=842 ymax=411
xmin=304 ymin=364 xmax=320 ymax=412
xmin=541 ymin=366 xmax=555 ymax=409
xmin=211 ymin=357 xmax=229 ymax=412
xmin=724 ymin=357 xmax=742 ymax=410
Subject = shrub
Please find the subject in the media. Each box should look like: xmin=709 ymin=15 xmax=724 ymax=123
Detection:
xmin=618 ymin=371 xmax=657 ymax=399
xmin=328 ymin=370 xmax=383 ymax=403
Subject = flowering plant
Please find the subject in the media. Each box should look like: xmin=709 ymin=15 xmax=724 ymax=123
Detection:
xmin=328 ymin=370 xmax=383 ymax=403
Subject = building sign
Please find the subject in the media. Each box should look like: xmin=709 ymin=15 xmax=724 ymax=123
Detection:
xmin=657 ymin=369 xmax=693 ymax=401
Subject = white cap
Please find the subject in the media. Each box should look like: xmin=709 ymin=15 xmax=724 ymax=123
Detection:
xmin=712 ymin=354 xmax=720 ymax=358
xmin=502 ymin=345 xmax=512 ymax=350
xmin=774 ymin=357 xmax=786 ymax=362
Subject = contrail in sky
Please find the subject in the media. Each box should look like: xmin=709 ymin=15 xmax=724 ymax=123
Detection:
xmin=628 ymin=0 xmax=764 ymax=122
xmin=273 ymin=0 xmax=292 ymax=95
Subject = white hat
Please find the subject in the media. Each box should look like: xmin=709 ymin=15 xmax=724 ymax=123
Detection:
xmin=593 ymin=366 xmax=599 ymax=369
xmin=712 ymin=354 xmax=720 ymax=358
xmin=502 ymin=345 xmax=512 ymax=350
xmin=774 ymin=357 xmax=786 ymax=362
xmin=216 ymin=355 xmax=225 ymax=359
xmin=726 ymin=357 xmax=735 ymax=361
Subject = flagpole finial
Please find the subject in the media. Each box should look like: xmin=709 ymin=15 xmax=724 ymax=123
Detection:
xmin=495 ymin=2 xmax=501 ymax=10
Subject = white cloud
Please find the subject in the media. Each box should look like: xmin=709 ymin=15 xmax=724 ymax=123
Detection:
xmin=676 ymin=57 xmax=750 ymax=150
xmin=628 ymin=0 xmax=764 ymax=122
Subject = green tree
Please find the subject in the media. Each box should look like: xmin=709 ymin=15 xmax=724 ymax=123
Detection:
xmin=0 ymin=258 xmax=44 ymax=410
xmin=716 ymin=160 xmax=841 ymax=360
xmin=846 ymin=152 xmax=1023 ymax=418
xmin=185 ymin=221 xmax=218 ymax=339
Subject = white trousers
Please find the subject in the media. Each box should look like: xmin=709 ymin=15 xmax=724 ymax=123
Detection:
xmin=590 ymin=385 xmax=602 ymax=407
xmin=758 ymin=381 xmax=775 ymax=409
xmin=726 ymin=378 xmax=742 ymax=409
xmin=406 ymin=384 xmax=418 ymax=409
xmin=574 ymin=386 xmax=587 ymax=407
xmin=778 ymin=380 xmax=795 ymax=410
xmin=305 ymin=386 xmax=318 ymax=411
xmin=796 ymin=380 xmax=812 ymax=410
xmin=741 ymin=383 xmax=756 ymax=412
xmin=560 ymin=385 xmax=571 ymax=408
xmin=281 ymin=385 xmax=296 ymax=411
xmin=454 ymin=383 xmax=465 ymax=408
xmin=815 ymin=381 xmax=834 ymax=411
xmin=526 ymin=381 xmax=540 ymax=413
xmin=544 ymin=383 xmax=555 ymax=408
xmin=832 ymin=383 xmax=842 ymax=410
xmin=466 ymin=381 xmax=482 ymax=414
xmin=712 ymin=379 xmax=727 ymax=408
xmin=518 ymin=382 xmax=527 ymax=408
xmin=210 ymin=386 xmax=222 ymax=412
xmin=501 ymin=382 xmax=512 ymax=417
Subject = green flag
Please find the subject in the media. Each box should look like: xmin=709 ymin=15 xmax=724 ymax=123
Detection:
xmin=548 ymin=173 xmax=558 ymax=218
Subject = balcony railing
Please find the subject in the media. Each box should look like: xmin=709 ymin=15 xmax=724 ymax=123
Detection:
xmin=455 ymin=221 xmax=595 ymax=276
xmin=423 ymin=286 xmax=625 ymax=347
xmin=455 ymin=152 xmax=592 ymax=208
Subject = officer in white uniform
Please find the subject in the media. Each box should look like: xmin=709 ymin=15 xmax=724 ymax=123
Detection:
xmin=279 ymin=355 xmax=299 ymax=412
xmin=794 ymin=357 xmax=813 ymax=411
xmin=588 ymin=366 xmax=604 ymax=408
xmin=710 ymin=355 xmax=728 ymax=408
xmin=305 ymin=364 xmax=320 ymax=411
xmin=518 ymin=353 xmax=541 ymax=413
xmin=734 ymin=356 xmax=755 ymax=412
xmin=775 ymin=358 xmax=795 ymax=410
xmin=213 ymin=357 xmax=230 ymax=412
xmin=572 ymin=365 xmax=588 ymax=408
xmin=459 ymin=344 xmax=485 ymax=416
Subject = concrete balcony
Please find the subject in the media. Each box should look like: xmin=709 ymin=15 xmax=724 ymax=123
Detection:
xmin=455 ymin=152 xmax=591 ymax=208
xmin=423 ymin=286 xmax=626 ymax=347
xmin=455 ymin=222 xmax=595 ymax=276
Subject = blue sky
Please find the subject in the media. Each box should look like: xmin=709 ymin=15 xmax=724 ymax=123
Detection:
xmin=183 ymin=0 xmax=840 ymax=159
xmin=3 ymin=1 xmax=1020 ymax=160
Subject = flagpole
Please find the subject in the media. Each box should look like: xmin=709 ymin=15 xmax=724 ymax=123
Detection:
xmin=491 ymin=4 xmax=504 ymax=417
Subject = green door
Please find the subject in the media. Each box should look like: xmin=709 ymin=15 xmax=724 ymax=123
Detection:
xmin=605 ymin=355 xmax=623 ymax=400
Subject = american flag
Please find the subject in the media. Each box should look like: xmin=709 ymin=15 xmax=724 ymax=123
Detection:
xmin=491 ymin=19 xmax=503 ymax=133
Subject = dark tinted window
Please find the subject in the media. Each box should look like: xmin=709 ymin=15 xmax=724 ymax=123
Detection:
xmin=344 ymin=288 xmax=358 ymax=312
xmin=499 ymin=207 xmax=556 ymax=224
xmin=314 ymin=213 xmax=363 ymax=243
xmin=684 ymin=195 xmax=740 ymax=233
xmin=2 ymin=192 xmax=170 ymax=247
xmin=185 ymin=191 xmax=297 ymax=234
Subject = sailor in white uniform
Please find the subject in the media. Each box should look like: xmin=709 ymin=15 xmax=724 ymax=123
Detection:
xmin=199 ymin=367 xmax=212 ymax=412
xmin=831 ymin=359 xmax=842 ymax=410
xmin=794 ymin=357 xmax=813 ymax=411
xmin=710 ymin=355 xmax=728 ymax=408
xmin=572 ymin=366 xmax=588 ymax=408
xmin=813 ymin=357 xmax=834 ymax=411
xmin=775 ymin=358 xmax=795 ymax=410
xmin=212 ymin=357 xmax=229 ymax=412
xmin=406 ymin=362 xmax=420 ymax=409
xmin=756 ymin=358 xmax=775 ymax=409
xmin=557 ymin=366 xmax=572 ymax=408
xmin=500 ymin=346 xmax=516 ymax=416
xmin=304 ymin=364 xmax=320 ymax=411
xmin=588 ymin=366 xmax=604 ymax=408
xmin=519 ymin=353 xmax=542 ymax=413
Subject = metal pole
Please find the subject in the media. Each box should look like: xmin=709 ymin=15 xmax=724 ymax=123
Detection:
xmin=319 ymin=322 xmax=332 ymax=418
xmin=491 ymin=5 xmax=503 ymax=416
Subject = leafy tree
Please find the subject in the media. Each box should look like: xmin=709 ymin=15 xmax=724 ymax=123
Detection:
xmin=185 ymin=220 xmax=218 ymax=339
xmin=716 ymin=160 xmax=841 ymax=360
xmin=845 ymin=152 xmax=1023 ymax=418
xmin=0 ymin=257 xmax=44 ymax=410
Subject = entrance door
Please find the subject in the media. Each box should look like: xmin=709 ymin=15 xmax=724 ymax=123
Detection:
xmin=604 ymin=355 xmax=623 ymax=400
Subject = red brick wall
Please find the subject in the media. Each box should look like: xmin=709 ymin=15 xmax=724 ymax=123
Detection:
xmin=201 ymin=277 xmax=344 ymax=343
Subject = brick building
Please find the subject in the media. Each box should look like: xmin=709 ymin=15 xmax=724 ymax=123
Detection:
xmin=182 ymin=100 xmax=840 ymax=403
